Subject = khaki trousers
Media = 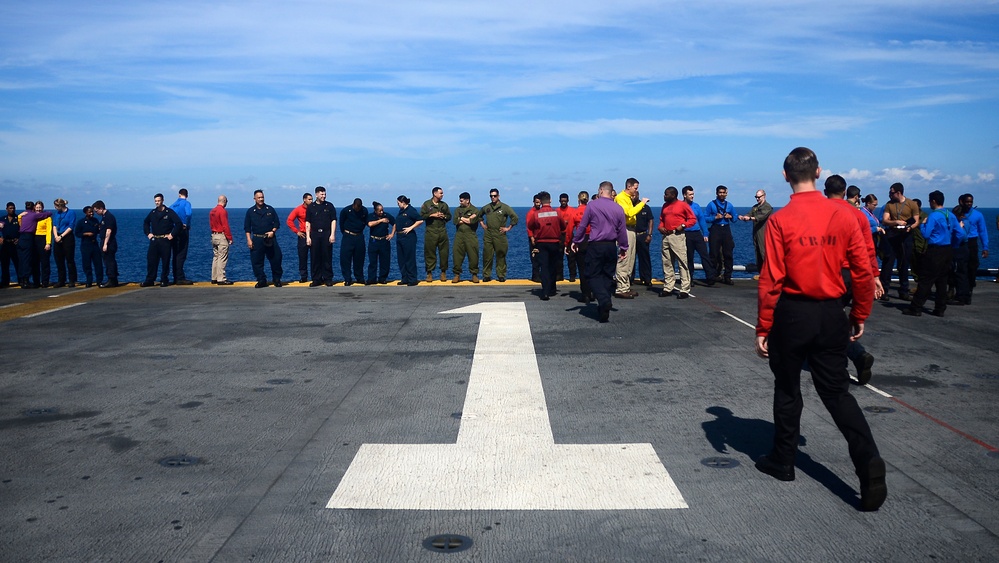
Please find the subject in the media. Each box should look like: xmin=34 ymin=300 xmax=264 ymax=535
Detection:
xmin=661 ymin=231 xmax=690 ymax=293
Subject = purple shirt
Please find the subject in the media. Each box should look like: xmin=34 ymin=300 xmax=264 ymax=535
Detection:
xmin=18 ymin=211 xmax=51 ymax=234
xmin=572 ymin=196 xmax=628 ymax=250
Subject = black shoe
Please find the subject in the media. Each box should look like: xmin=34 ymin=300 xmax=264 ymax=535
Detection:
xmin=218 ymin=280 xmax=234 ymax=285
xmin=659 ymin=290 xmax=673 ymax=298
xmin=325 ymin=282 xmax=333 ymax=287
xmin=175 ymin=279 xmax=194 ymax=285
xmin=879 ymin=294 xmax=890 ymax=302
xmin=407 ymin=281 xmax=419 ymax=286
xmin=364 ymin=280 xmax=373 ymax=285
xmin=598 ymin=305 xmax=610 ymax=323
xmin=140 ymin=281 xmax=155 ymax=287
xmin=211 ymin=280 xmax=218 ymax=284
xmin=931 ymin=308 xmax=945 ymax=317
xmin=255 ymin=281 xmax=267 ymax=288
xmin=614 ymin=292 xmax=634 ymax=299
xmin=901 ymin=308 xmax=921 ymax=317
xmin=300 ymin=277 xmax=308 ymax=284
xmin=273 ymin=279 xmax=282 ymax=287
xmin=755 ymin=454 xmax=795 ymax=482
xmin=310 ymin=281 xmax=322 ymax=287
xmin=677 ymin=292 xmax=689 ymax=300
xmin=854 ymin=352 xmax=874 ymax=385
xmin=722 ymin=278 xmax=734 ymax=285
xmin=85 ymin=283 xmax=93 ymax=288
xmin=100 ymin=281 xmax=118 ymax=288
xmin=704 ymin=279 xmax=716 ymax=287
xmin=344 ymin=280 xmax=353 ymax=286
xmin=859 ymin=457 xmax=887 ymax=511
xmin=898 ymin=292 xmax=911 ymax=301
xmin=498 ymin=277 xmax=506 ymax=282
xmin=946 ymin=299 xmax=966 ymax=306
xmin=397 ymin=281 xmax=407 ymax=285
xmin=483 ymin=276 xmax=491 ymax=282
xmin=378 ymin=280 xmax=388 ymax=284
xmin=160 ymin=282 xmax=169 ymax=288
xmin=54 ymin=282 xmax=66 ymax=288
xmin=540 ymin=294 xmax=549 ymax=301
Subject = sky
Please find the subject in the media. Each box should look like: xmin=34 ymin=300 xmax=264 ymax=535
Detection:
xmin=1 ymin=0 xmax=998 ymax=209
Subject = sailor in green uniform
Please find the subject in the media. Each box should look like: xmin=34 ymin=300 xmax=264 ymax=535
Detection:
xmin=481 ymin=188 xmax=519 ymax=282
xmin=451 ymin=191 xmax=481 ymax=283
xmin=421 ymin=186 xmax=451 ymax=282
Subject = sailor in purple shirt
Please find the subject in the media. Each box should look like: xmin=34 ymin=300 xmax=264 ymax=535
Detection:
xmin=17 ymin=201 xmax=51 ymax=289
xmin=571 ymin=181 xmax=628 ymax=323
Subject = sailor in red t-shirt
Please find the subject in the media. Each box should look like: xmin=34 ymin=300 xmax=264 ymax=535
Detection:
xmin=657 ymin=186 xmax=697 ymax=299
xmin=754 ymin=147 xmax=886 ymax=512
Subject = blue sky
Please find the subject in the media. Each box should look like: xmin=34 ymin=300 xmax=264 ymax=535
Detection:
xmin=2 ymin=0 xmax=998 ymax=209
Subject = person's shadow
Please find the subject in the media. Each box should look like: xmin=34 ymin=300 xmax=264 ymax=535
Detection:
xmin=702 ymin=406 xmax=861 ymax=509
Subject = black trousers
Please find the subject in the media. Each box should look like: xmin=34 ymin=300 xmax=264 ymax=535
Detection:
xmin=171 ymin=226 xmax=189 ymax=281
xmin=340 ymin=233 xmax=365 ymax=283
xmin=766 ymin=295 xmax=880 ymax=472
xmin=572 ymin=241 xmax=590 ymax=298
xmin=685 ymin=231 xmax=716 ymax=281
xmin=250 ymin=237 xmax=282 ymax=283
xmin=880 ymin=231 xmax=913 ymax=294
xmin=297 ymin=235 xmax=310 ymax=280
xmin=1 ymin=239 xmax=18 ymax=285
xmin=54 ymin=233 xmax=77 ymax=284
xmin=146 ymin=238 xmax=172 ymax=283
xmin=536 ymin=241 xmax=561 ymax=297
xmin=18 ymin=236 xmax=37 ymax=285
xmin=102 ymin=240 xmax=118 ymax=283
xmin=585 ymin=241 xmax=618 ymax=310
xmin=396 ymin=234 xmax=418 ymax=284
xmin=633 ymin=233 xmax=652 ymax=284
xmin=310 ymin=231 xmax=333 ymax=283
xmin=910 ymin=245 xmax=953 ymax=314
xmin=79 ymin=240 xmax=103 ymax=284
xmin=367 ymin=238 xmax=391 ymax=282
xmin=708 ymin=224 xmax=734 ymax=280
xmin=34 ymin=235 xmax=51 ymax=285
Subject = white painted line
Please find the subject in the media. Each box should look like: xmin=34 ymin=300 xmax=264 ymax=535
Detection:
xmin=22 ymin=302 xmax=85 ymax=318
xmin=0 ymin=303 xmax=24 ymax=309
xmin=721 ymin=310 xmax=755 ymax=329
xmin=861 ymin=384 xmax=893 ymax=398
xmin=328 ymin=302 xmax=688 ymax=511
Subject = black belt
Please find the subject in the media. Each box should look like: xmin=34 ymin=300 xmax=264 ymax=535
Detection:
xmin=212 ymin=231 xmax=225 ymax=234
xmin=780 ymin=293 xmax=843 ymax=303
xmin=343 ymin=230 xmax=360 ymax=236
xmin=152 ymin=234 xmax=170 ymax=239
xmin=590 ymin=240 xmax=617 ymax=245
xmin=371 ymin=235 xmax=389 ymax=240
xmin=252 ymin=234 xmax=269 ymax=238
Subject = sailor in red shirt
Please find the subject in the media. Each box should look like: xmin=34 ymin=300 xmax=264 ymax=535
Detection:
xmin=657 ymin=186 xmax=697 ymax=298
xmin=208 ymin=195 xmax=234 ymax=285
xmin=563 ymin=191 xmax=591 ymax=302
xmin=527 ymin=192 xmax=566 ymax=301
xmin=286 ymin=192 xmax=313 ymax=283
xmin=558 ymin=193 xmax=574 ymax=281
xmin=824 ymin=176 xmax=884 ymax=385
xmin=754 ymin=147 xmax=886 ymax=512
xmin=525 ymin=194 xmax=542 ymax=283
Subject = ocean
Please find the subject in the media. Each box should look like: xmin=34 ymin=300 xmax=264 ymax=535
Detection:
xmin=36 ymin=206 xmax=999 ymax=284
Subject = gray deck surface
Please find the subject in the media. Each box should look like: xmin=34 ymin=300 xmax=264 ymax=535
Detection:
xmin=1 ymin=279 xmax=997 ymax=562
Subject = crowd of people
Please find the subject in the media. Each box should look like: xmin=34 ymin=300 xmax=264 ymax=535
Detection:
xmin=0 ymin=180 xmax=993 ymax=314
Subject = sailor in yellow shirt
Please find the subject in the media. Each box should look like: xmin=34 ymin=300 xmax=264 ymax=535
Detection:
xmin=32 ymin=201 xmax=54 ymax=287
xmin=613 ymin=178 xmax=649 ymax=297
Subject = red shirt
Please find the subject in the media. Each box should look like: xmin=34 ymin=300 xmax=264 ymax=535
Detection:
xmin=527 ymin=205 xmax=564 ymax=243
xmin=286 ymin=204 xmax=308 ymax=234
xmin=208 ymin=205 xmax=232 ymax=242
xmin=564 ymin=203 xmax=588 ymax=242
xmin=658 ymin=200 xmax=697 ymax=232
xmin=756 ymin=190 xmax=873 ymax=337
xmin=525 ymin=206 xmax=540 ymax=240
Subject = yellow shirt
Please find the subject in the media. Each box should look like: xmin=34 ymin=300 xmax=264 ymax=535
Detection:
xmin=36 ymin=216 xmax=52 ymax=244
xmin=614 ymin=192 xmax=646 ymax=228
